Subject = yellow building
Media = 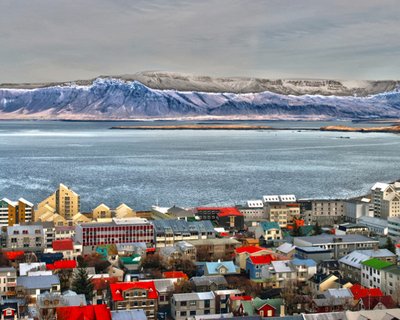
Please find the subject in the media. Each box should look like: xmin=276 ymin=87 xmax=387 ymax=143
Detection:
xmin=0 ymin=198 xmax=34 ymax=227
xmin=114 ymin=203 xmax=136 ymax=219
xmin=92 ymin=203 xmax=111 ymax=220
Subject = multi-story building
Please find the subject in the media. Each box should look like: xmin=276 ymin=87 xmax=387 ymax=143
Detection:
xmin=152 ymin=220 xmax=215 ymax=248
xmin=0 ymin=267 xmax=17 ymax=298
xmin=92 ymin=203 xmax=136 ymax=221
xmin=381 ymin=265 xmax=400 ymax=296
xmin=254 ymin=221 xmax=282 ymax=242
xmin=371 ymin=182 xmax=400 ymax=219
xmin=16 ymin=275 xmax=60 ymax=301
xmin=357 ymin=216 xmax=388 ymax=236
xmin=36 ymin=183 xmax=81 ymax=222
xmin=75 ymin=218 xmax=154 ymax=253
xmin=305 ymin=199 xmax=345 ymax=226
xmin=0 ymin=198 xmax=34 ymax=227
xmin=237 ymin=200 xmax=267 ymax=222
xmin=196 ymin=207 xmax=244 ymax=230
xmin=110 ymin=281 xmax=158 ymax=319
xmin=92 ymin=203 xmax=112 ymax=220
xmin=360 ymin=258 xmax=394 ymax=289
xmin=388 ymin=216 xmax=400 ymax=240
xmin=293 ymin=234 xmax=379 ymax=259
xmin=171 ymin=292 xmax=215 ymax=320
xmin=5 ymin=224 xmax=44 ymax=251
xmin=344 ymin=199 xmax=371 ymax=223
xmin=263 ymin=195 xmax=300 ymax=228
xmin=188 ymin=238 xmax=241 ymax=261
xmin=159 ymin=241 xmax=197 ymax=263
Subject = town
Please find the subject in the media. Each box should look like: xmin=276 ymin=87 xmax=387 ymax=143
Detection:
xmin=1 ymin=182 xmax=400 ymax=320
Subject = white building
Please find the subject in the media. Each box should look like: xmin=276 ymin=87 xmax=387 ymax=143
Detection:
xmin=371 ymin=182 xmax=400 ymax=219
xmin=360 ymin=258 xmax=394 ymax=289
xmin=357 ymin=216 xmax=388 ymax=235
xmin=345 ymin=199 xmax=371 ymax=223
xmin=388 ymin=216 xmax=400 ymax=239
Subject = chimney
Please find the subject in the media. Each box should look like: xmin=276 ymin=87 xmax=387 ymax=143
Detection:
xmin=280 ymin=304 xmax=285 ymax=316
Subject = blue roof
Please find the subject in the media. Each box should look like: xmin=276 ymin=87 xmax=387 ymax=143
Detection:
xmin=260 ymin=221 xmax=280 ymax=231
xmin=205 ymin=261 xmax=239 ymax=275
xmin=291 ymin=258 xmax=316 ymax=267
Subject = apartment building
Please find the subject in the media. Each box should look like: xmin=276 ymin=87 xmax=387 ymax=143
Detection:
xmin=0 ymin=267 xmax=17 ymax=299
xmin=110 ymin=281 xmax=158 ymax=319
xmin=263 ymin=195 xmax=300 ymax=228
xmin=237 ymin=200 xmax=267 ymax=222
xmin=171 ymin=292 xmax=215 ymax=320
xmin=159 ymin=241 xmax=197 ymax=263
xmin=388 ymin=216 xmax=400 ymax=239
xmin=196 ymin=207 xmax=244 ymax=230
xmin=92 ymin=203 xmax=136 ymax=221
xmin=0 ymin=198 xmax=33 ymax=227
xmin=5 ymin=224 xmax=44 ymax=251
xmin=360 ymin=258 xmax=394 ymax=289
xmin=344 ymin=199 xmax=371 ymax=223
xmin=36 ymin=183 xmax=81 ymax=222
xmin=254 ymin=221 xmax=282 ymax=242
xmin=305 ymin=199 xmax=345 ymax=226
xmin=381 ymin=265 xmax=400 ymax=296
xmin=188 ymin=238 xmax=240 ymax=261
xmin=293 ymin=234 xmax=379 ymax=259
xmin=152 ymin=220 xmax=215 ymax=248
xmin=371 ymin=182 xmax=400 ymax=219
xmin=75 ymin=218 xmax=154 ymax=253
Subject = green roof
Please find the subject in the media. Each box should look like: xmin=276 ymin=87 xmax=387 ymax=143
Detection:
xmin=260 ymin=221 xmax=280 ymax=231
xmin=252 ymin=297 xmax=269 ymax=310
xmin=120 ymin=253 xmax=141 ymax=265
xmin=361 ymin=258 xmax=394 ymax=270
xmin=241 ymin=301 xmax=255 ymax=316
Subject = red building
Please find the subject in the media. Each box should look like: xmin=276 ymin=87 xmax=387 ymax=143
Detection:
xmin=75 ymin=218 xmax=154 ymax=252
xmin=196 ymin=207 xmax=244 ymax=230
xmin=56 ymin=305 xmax=111 ymax=320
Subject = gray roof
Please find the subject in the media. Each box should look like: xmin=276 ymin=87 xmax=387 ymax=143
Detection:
xmin=296 ymin=246 xmax=331 ymax=253
xmin=0 ymin=267 xmax=16 ymax=274
xmin=191 ymin=275 xmax=228 ymax=287
xmin=111 ymin=310 xmax=147 ymax=320
xmin=167 ymin=206 xmax=194 ymax=217
xmin=188 ymin=238 xmax=240 ymax=246
xmin=17 ymin=275 xmax=60 ymax=289
xmin=296 ymin=234 xmax=378 ymax=245
xmin=7 ymin=224 xmax=43 ymax=235
xmin=141 ymin=279 xmax=175 ymax=293
xmin=173 ymin=291 xmax=215 ymax=301
xmin=152 ymin=219 xmax=215 ymax=234
xmin=302 ymin=313 xmax=345 ymax=320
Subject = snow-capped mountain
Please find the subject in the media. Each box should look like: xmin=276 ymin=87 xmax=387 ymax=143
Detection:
xmin=0 ymin=76 xmax=399 ymax=120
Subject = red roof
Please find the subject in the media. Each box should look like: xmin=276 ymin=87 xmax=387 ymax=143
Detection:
xmin=3 ymin=251 xmax=24 ymax=260
xmin=52 ymin=239 xmax=74 ymax=251
xmin=361 ymin=295 xmax=396 ymax=310
xmin=350 ymin=284 xmax=383 ymax=300
xmin=146 ymin=247 xmax=156 ymax=253
xmin=47 ymin=259 xmax=77 ymax=270
xmin=91 ymin=277 xmax=119 ymax=291
xmin=249 ymin=255 xmax=275 ymax=265
xmin=110 ymin=281 xmax=158 ymax=302
xmin=235 ymin=246 xmax=266 ymax=254
xmin=162 ymin=271 xmax=188 ymax=279
xmin=56 ymin=305 xmax=111 ymax=320
xmin=230 ymin=295 xmax=252 ymax=301
xmin=197 ymin=207 xmax=244 ymax=217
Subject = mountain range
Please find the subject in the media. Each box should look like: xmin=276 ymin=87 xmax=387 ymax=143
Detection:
xmin=0 ymin=72 xmax=399 ymax=120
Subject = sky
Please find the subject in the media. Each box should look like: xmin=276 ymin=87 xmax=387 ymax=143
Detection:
xmin=0 ymin=0 xmax=399 ymax=83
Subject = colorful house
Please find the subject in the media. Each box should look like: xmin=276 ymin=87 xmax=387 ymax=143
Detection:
xmin=204 ymin=261 xmax=240 ymax=276
xmin=246 ymin=255 xmax=275 ymax=280
xmin=235 ymin=245 xmax=271 ymax=270
xmin=56 ymin=304 xmax=112 ymax=320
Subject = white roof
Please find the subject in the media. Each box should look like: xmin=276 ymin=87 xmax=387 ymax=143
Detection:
xmin=113 ymin=217 xmax=148 ymax=224
xmin=357 ymin=216 xmax=388 ymax=228
xmin=371 ymin=182 xmax=390 ymax=191
xmin=276 ymin=242 xmax=296 ymax=254
xmin=1 ymin=198 xmax=18 ymax=206
xmin=263 ymin=195 xmax=280 ymax=203
xmin=19 ymin=198 xmax=34 ymax=207
xmin=325 ymin=288 xmax=353 ymax=299
xmin=263 ymin=195 xmax=296 ymax=203
xmin=173 ymin=291 xmax=215 ymax=301
xmin=246 ymin=200 xmax=264 ymax=208
xmin=361 ymin=197 xmax=371 ymax=203
xmin=19 ymin=262 xmax=46 ymax=276
xmin=338 ymin=249 xmax=394 ymax=269
xmin=271 ymin=260 xmax=294 ymax=273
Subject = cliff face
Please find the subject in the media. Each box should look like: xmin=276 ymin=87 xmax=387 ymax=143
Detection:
xmin=0 ymin=77 xmax=400 ymax=120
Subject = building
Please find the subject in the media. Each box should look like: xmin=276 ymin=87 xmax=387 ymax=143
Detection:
xmin=246 ymin=255 xmax=276 ymax=281
xmin=335 ymin=223 xmax=370 ymax=236
xmin=16 ymin=275 xmax=60 ymax=301
xmin=0 ymin=198 xmax=34 ymax=227
xmin=5 ymin=224 xmax=44 ymax=251
xmin=159 ymin=241 xmax=197 ymax=263
xmin=360 ymin=258 xmax=394 ymax=289
xmin=295 ymin=246 xmax=332 ymax=263
xmin=36 ymin=183 xmax=81 ymax=221
xmin=237 ymin=201 xmax=267 ymax=222
xmin=388 ymin=216 xmax=400 ymax=239
xmin=171 ymin=292 xmax=216 ymax=320
xmin=152 ymin=220 xmax=216 ymax=248
xmin=196 ymin=207 xmax=244 ymax=230
xmin=92 ymin=203 xmax=112 ymax=220
xmin=380 ymin=265 xmax=400 ymax=297
xmin=36 ymin=291 xmax=87 ymax=319
xmin=110 ymin=281 xmax=158 ymax=319
xmin=263 ymin=195 xmax=299 ymax=228
xmin=204 ymin=261 xmax=240 ymax=276
xmin=190 ymin=276 xmax=228 ymax=292
xmin=293 ymin=234 xmax=379 ymax=259
xmin=167 ymin=206 xmax=195 ymax=220
xmin=344 ymin=199 xmax=371 ymax=223
xmin=188 ymin=238 xmax=241 ymax=261
xmin=0 ymin=267 xmax=16 ymax=299
xmin=234 ymin=245 xmax=271 ymax=270
xmin=75 ymin=218 xmax=154 ymax=253
xmin=57 ymin=304 xmax=111 ymax=320
xmin=254 ymin=222 xmax=282 ymax=242
xmin=305 ymin=199 xmax=345 ymax=226
xmin=371 ymin=182 xmax=400 ymax=219
xmin=339 ymin=249 xmax=396 ymax=283
xmin=357 ymin=216 xmax=388 ymax=236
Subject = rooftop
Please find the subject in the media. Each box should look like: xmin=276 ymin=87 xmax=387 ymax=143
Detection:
xmin=173 ymin=291 xmax=215 ymax=302
xmin=361 ymin=258 xmax=394 ymax=270
xmin=110 ymin=281 xmax=158 ymax=301
xmin=295 ymin=234 xmax=378 ymax=245
xmin=235 ymin=245 xmax=266 ymax=254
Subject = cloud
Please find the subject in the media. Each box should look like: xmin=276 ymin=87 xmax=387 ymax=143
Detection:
xmin=0 ymin=0 xmax=399 ymax=82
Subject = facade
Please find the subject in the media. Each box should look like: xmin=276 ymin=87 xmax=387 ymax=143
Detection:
xmin=360 ymin=258 xmax=394 ymax=289
xmin=37 ymin=183 xmax=80 ymax=221
xmin=344 ymin=199 xmax=371 ymax=223
xmin=16 ymin=275 xmax=60 ymax=301
xmin=254 ymin=222 xmax=282 ymax=242
xmin=5 ymin=224 xmax=44 ymax=251
xmin=306 ymin=200 xmax=345 ymax=226
xmin=190 ymin=276 xmax=227 ymax=292
xmin=380 ymin=265 xmax=400 ymax=296
xmin=0 ymin=267 xmax=17 ymax=299
xmin=388 ymin=216 xmax=400 ymax=239
xmin=196 ymin=207 xmax=244 ymax=230
xmin=0 ymin=198 xmax=33 ymax=227
xmin=235 ymin=245 xmax=271 ymax=270
xmin=335 ymin=223 xmax=370 ymax=236
xmin=295 ymin=246 xmax=332 ymax=263
xmin=204 ymin=261 xmax=240 ymax=276
xmin=188 ymin=238 xmax=241 ymax=261
xmin=92 ymin=203 xmax=112 ymax=220
xmin=171 ymin=292 xmax=216 ymax=320
xmin=159 ymin=241 xmax=197 ymax=263
xmin=110 ymin=281 xmax=158 ymax=319
xmin=357 ymin=216 xmax=388 ymax=236
xmin=75 ymin=218 xmax=154 ymax=253
xmin=152 ymin=220 xmax=215 ymax=248
xmin=371 ymin=182 xmax=400 ymax=219
xmin=293 ymin=234 xmax=379 ymax=259
xmin=237 ymin=200 xmax=267 ymax=222
xmin=262 ymin=195 xmax=299 ymax=228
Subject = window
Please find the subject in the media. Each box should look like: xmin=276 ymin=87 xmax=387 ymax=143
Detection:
xmin=190 ymin=311 xmax=196 ymax=316
xmin=180 ymin=301 xmax=187 ymax=307
xmin=181 ymin=311 xmax=187 ymax=317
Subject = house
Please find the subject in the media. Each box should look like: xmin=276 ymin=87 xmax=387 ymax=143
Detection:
xmin=190 ymin=276 xmax=228 ymax=292
xmin=360 ymin=258 xmax=394 ymax=289
xmin=310 ymin=273 xmax=350 ymax=293
xmin=0 ymin=300 xmax=19 ymax=320
xmin=291 ymin=258 xmax=317 ymax=282
xmin=56 ymin=304 xmax=112 ymax=320
xmin=91 ymin=276 xmax=119 ymax=305
xmin=359 ymin=295 xmax=396 ymax=310
xmin=141 ymin=278 xmax=177 ymax=306
xmin=318 ymin=260 xmax=340 ymax=276
xmin=236 ymin=297 xmax=285 ymax=318
xmin=235 ymin=245 xmax=271 ymax=270
xmin=349 ymin=284 xmax=383 ymax=308
xmin=188 ymin=238 xmax=241 ymax=261
xmin=246 ymin=255 xmax=276 ymax=281
xmin=47 ymin=239 xmax=75 ymax=260
xmin=171 ymin=291 xmax=216 ymax=320
xmin=162 ymin=271 xmax=188 ymax=280
xmin=254 ymin=222 xmax=282 ymax=243
xmin=204 ymin=261 xmax=240 ymax=276
xmin=0 ymin=267 xmax=17 ymax=299
xmin=267 ymin=261 xmax=296 ymax=288
xmin=109 ymin=281 xmax=158 ymax=319
xmin=214 ymin=289 xmax=242 ymax=313
xmin=339 ymin=249 xmax=396 ymax=283
xmin=276 ymin=243 xmax=296 ymax=258
xmin=159 ymin=241 xmax=197 ymax=263
xmin=36 ymin=291 xmax=87 ymax=319
xmin=295 ymin=246 xmax=332 ymax=263
xmin=16 ymin=275 xmax=60 ymax=301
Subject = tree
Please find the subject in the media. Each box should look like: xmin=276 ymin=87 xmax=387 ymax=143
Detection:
xmin=71 ymin=268 xmax=94 ymax=303
xmin=0 ymin=251 xmax=10 ymax=267
xmin=82 ymin=253 xmax=111 ymax=273
xmin=385 ymin=237 xmax=396 ymax=254
xmin=225 ymin=275 xmax=261 ymax=297
xmin=292 ymin=223 xmax=303 ymax=237
xmin=173 ymin=279 xmax=194 ymax=293
xmin=141 ymin=253 xmax=164 ymax=270
xmin=56 ymin=269 xmax=73 ymax=291
xmin=169 ymin=259 xmax=197 ymax=278
xmin=313 ymin=222 xmax=322 ymax=235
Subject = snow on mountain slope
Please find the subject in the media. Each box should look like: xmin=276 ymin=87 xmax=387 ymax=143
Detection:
xmin=0 ymin=77 xmax=399 ymax=120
